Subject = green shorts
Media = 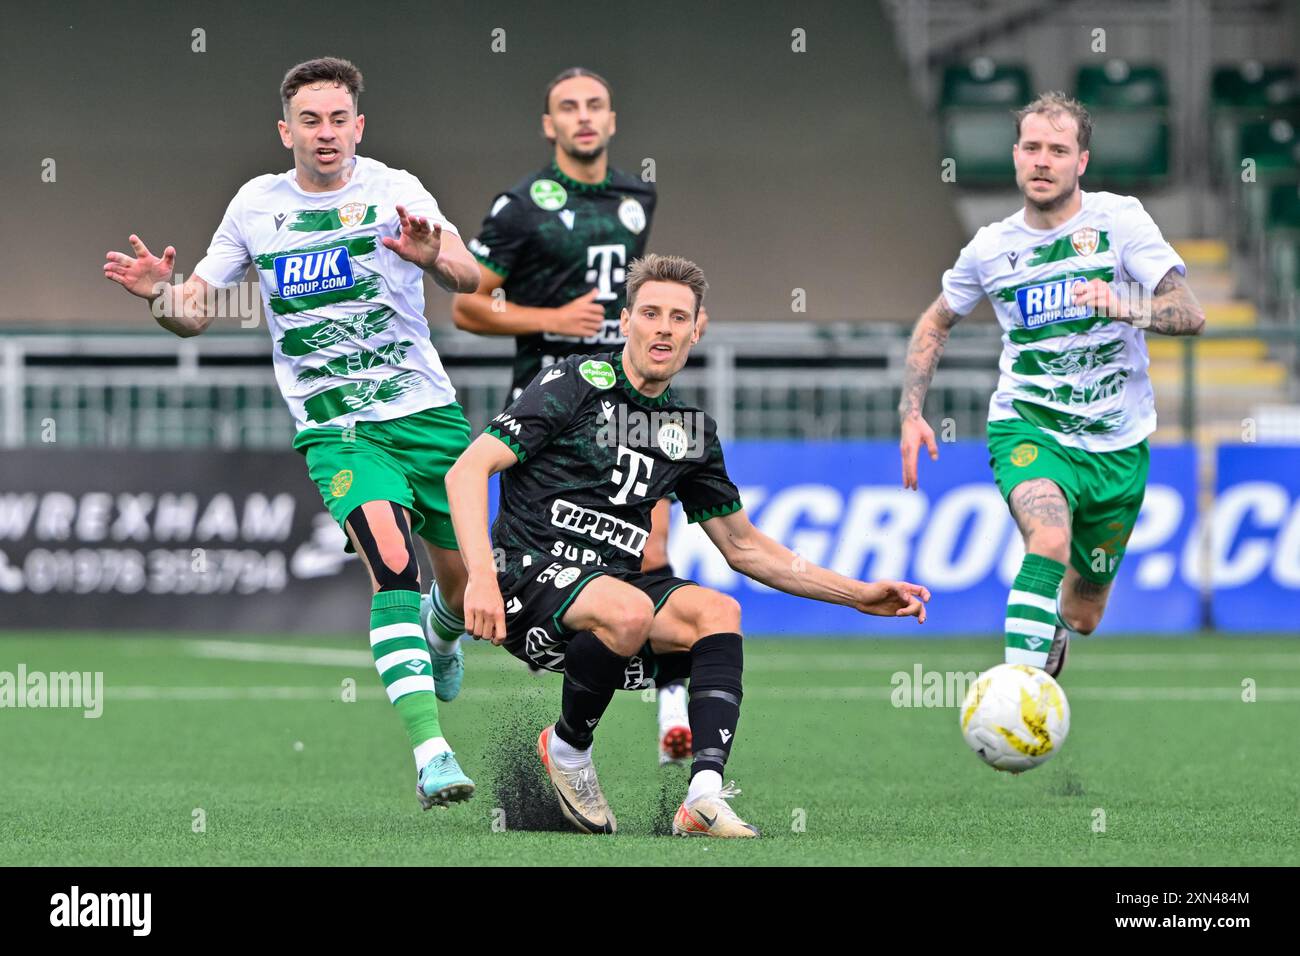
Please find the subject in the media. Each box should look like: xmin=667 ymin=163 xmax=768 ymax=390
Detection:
xmin=987 ymin=418 xmax=1149 ymax=584
xmin=293 ymin=404 xmax=473 ymax=552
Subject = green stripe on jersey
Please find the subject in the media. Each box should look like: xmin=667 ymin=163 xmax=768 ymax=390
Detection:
xmin=1008 ymin=314 xmax=1114 ymax=345
xmin=1012 ymin=339 xmax=1125 ymax=376
xmin=270 ymin=274 xmax=383 ymax=316
xmin=1027 ymin=231 xmax=1110 ymax=266
xmin=278 ymin=307 xmax=395 ymax=356
xmin=289 ymin=206 xmax=378 ymax=232
xmin=1011 ymin=398 xmax=1126 ymax=435
xmin=1017 ymin=369 xmax=1130 ymax=407
xmin=302 ymin=371 xmax=424 ymax=424
xmin=254 ymin=236 xmax=378 ymax=270
xmin=297 ymin=341 xmax=414 ymax=384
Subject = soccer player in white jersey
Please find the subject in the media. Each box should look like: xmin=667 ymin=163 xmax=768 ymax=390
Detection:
xmin=899 ymin=92 xmax=1205 ymax=675
xmin=102 ymin=58 xmax=484 ymax=811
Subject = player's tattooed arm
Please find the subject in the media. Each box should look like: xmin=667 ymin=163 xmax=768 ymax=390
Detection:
xmin=899 ymin=293 xmax=963 ymax=489
xmin=898 ymin=293 xmax=961 ymax=421
xmin=699 ymin=508 xmax=929 ymax=622
xmin=1129 ymin=268 xmax=1206 ymax=336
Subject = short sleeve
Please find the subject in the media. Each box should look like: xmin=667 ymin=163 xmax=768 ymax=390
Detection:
xmin=396 ymin=172 xmax=460 ymax=238
xmin=1114 ymin=198 xmax=1185 ymax=292
xmin=192 ymin=192 xmax=253 ymax=289
xmin=676 ymin=428 xmax=743 ymax=524
xmin=940 ymin=228 xmax=987 ymax=316
xmin=483 ymin=360 xmax=585 ymax=461
xmin=469 ymin=193 xmax=532 ymax=278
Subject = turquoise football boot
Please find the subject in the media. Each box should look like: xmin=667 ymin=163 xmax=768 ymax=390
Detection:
xmin=416 ymin=751 xmax=475 ymax=810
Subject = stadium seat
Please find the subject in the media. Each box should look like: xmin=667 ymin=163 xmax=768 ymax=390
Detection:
xmin=1234 ymin=120 xmax=1300 ymax=243
xmin=938 ymin=59 xmax=1031 ymax=187
xmin=1076 ymin=61 xmax=1169 ymax=109
xmin=1075 ymin=62 xmax=1170 ymax=187
xmin=1211 ymin=64 xmax=1300 ymax=187
xmin=1211 ymin=62 xmax=1298 ymax=108
xmin=1265 ymin=183 xmax=1300 ymax=304
xmin=939 ymin=59 xmax=1032 ymax=108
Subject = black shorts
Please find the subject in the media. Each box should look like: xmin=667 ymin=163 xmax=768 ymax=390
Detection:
xmin=498 ymin=558 xmax=695 ymax=689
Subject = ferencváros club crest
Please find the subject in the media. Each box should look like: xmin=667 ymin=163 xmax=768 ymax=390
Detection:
xmin=618 ymin=197 xmax=646 ymax=234
xmin=338 ymin=202 xmax=367 ymax=227
xmin=1070 ymin=227 xmax=1100 ymax=257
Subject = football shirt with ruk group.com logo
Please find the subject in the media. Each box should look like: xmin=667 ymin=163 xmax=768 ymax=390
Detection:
xmin=193 ymin=156 xmax=461 ymax=430
xmin=941 ymin=190 xmax=1186 ymax=453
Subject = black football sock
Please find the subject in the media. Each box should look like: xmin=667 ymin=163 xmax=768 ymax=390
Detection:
xmin=555 ymin=631 xmax=630 ymax=750
xmin=687 ymin=632 xmax=744 ymax=779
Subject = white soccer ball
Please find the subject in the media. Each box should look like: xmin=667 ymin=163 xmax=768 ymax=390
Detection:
xmin=959 ymin=663 xmax=1070 ymax=773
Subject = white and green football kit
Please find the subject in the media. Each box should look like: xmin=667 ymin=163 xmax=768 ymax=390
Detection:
xmin=193 ymin=154 xmax=460 ymax=430
xmin=940 ymin=190 xmax=1185 ymax=668
xmin=193 ymin=155 xmax=473 ymax=793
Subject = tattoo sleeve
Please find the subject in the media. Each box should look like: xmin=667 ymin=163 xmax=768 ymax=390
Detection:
xmin=1009 ymin=478 xmax=1070 ymax=534
xmin=899 ymin=294 xmax=961 ymax=420
xmin=1135 ymin=268 xmax=1206 ymax=336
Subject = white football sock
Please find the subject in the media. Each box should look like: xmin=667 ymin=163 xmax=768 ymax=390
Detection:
xmin=413 ymin=736 xmax=451 ymax=771
xmin=428 ymin=634 xmax=460 ymax=656
xmin=657 ymin=682 xmax=689 ymax=733
xmin=686 ymin=769 xmax=723 ymax=803
xmin=549 ymin=730 xmax=592 ymax=770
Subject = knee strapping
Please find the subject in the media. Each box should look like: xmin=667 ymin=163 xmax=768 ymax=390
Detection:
xmin=348 ymin=503 xmax=420 ymax=592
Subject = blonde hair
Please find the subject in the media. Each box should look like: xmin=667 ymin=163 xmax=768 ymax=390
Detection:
xmin=1015 ymin=91 xmax=1092 ymax=150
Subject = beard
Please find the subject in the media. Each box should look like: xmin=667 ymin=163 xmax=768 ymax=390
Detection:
xmin=1022 ymin=174 xmax=1078 ymax=213
xmin=560 ymin=138 xmax=606 ymax=162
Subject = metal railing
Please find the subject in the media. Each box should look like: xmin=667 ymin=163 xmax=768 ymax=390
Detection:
xmin=2 ymin=323 xmax=1297 ymax=449
xmin=0 ymin=326 xmax=1002 ymax=448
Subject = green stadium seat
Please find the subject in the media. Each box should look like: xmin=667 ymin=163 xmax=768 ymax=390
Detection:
xmin=1076 ymin=61 xmax=1169 ymax=109
xmin=1082 ymin=111 xmax=1170 ymax=185
xmin=1264 ymin=184 xmax=1300 ymax=306
xmin=942 ymin=110 xmax=1016 ymax=185
xmin=939 ymin=60 xmax=1032 ymax=108
xmin=1212 ymin=62 xmax=1298 ymax=108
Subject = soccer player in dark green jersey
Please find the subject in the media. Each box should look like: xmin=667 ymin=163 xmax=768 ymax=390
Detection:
xmin=446 ymin=254 xmax=930 ymax=837
xmin=452 ymin=68 xmax=705 ymax=765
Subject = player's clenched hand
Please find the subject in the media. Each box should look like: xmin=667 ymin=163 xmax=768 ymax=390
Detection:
xmin=463 ymin=574 xmax=508 ymax=644
xmin=545 ymin=288 xmax=605 ymax=338
xmin=1071 ymin=277 xmax=1125 ymax=319
xmin=382 ymin=204 xmax=443 ymax=270
xmin=900 ymin=416 xmax=938 ymax=490
xmin=856 ymin=581 xmax=930 ymax=624
xmin=103 ymin=235 xmax=176 ymax=299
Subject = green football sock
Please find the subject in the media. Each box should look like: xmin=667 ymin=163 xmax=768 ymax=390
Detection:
xmin=426 ymin=584 xmax=465 ymax=652
xmin=370 ymin=590 xmax=445 ymax=765
xmin=1004 ymin=553 xmax=1065 ymax=669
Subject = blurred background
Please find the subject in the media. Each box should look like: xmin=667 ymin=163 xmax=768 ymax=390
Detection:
xmin=2 ymin=0 xmax=1299 ymax=635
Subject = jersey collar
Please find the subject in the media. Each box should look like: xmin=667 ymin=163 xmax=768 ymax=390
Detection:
xmin=550 ymin=162 xmax=611 ymax=193
xmin=614 ymin=352 xmax=673 ymax=406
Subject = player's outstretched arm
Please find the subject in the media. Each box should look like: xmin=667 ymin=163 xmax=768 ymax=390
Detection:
xmin=699 ymin=508 xmax=929 ymax=623
xmin=103 ymin=235 xmax=217 ymax=338
xmin=899 ymin=293 xmax=962 ymax=489
xmin=444 ymin=434 xmax=519 ymax=644
xmin=382 ymin=204 xmax=479 ymax=294
xmin=452 ymin=269 xmax=606 ymax=338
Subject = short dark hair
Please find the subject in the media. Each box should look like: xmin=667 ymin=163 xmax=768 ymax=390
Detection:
xmin=626 ymin=254 xmax=708 ymax=317
xmin=281 ymin=57 xmax=364 ymax=118
xmin=1015 ymin=91 xmax=1092 ymax=151
xmin=543 ymin=67 xmax=613 ymax=113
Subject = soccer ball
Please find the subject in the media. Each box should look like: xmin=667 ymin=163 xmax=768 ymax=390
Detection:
xmin=959 ymin=663 xmax=1070 ymax=773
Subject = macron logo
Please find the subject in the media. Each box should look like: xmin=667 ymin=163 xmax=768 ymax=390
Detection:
xmin=719 ymin=729 xmax=733 ymax=743
xmin=50 ymin=886 xmax=151 ymax=936
xmin=540 ymin=368 xmax=566 ymax=385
